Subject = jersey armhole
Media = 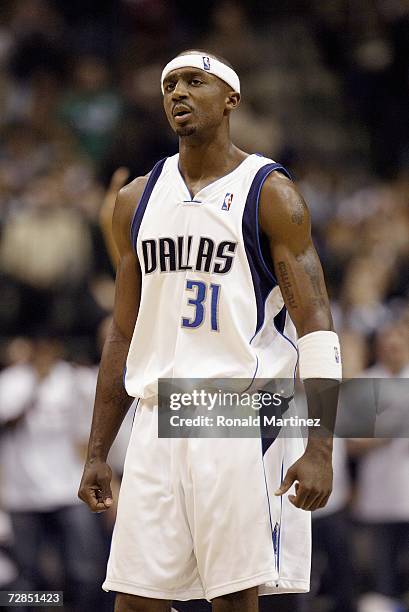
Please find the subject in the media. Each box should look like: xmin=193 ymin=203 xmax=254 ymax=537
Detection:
xmin=242 ymin=162 xmax=292 ymax=336
xmin=130 ymin=158 xmax=167 ymax=252
xmin=243 ymin=162 xmax=292 ymax=284
xmin=255 ymin=163 xmax=292 ymax=285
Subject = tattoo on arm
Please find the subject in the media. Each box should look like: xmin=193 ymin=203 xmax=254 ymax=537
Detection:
xmin=277 ymin=252 xmax=329 ymax=312
xmin=296 ymin=253 xmax=326 ymax=301
xmin=291 ymin=197 xmax=305 ymax=226
xmin=277 ymin=260 xmax=298 ymax=309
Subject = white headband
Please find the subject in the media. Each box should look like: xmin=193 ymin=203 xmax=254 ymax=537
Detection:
xmin=161 ymin=54 xmax=240 ymax=94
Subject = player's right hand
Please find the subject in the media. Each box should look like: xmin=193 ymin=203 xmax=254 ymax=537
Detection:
xmin=78 ymin=460 xmax=113 ymax=513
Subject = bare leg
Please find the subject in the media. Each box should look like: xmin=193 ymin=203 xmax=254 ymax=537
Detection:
xmin=114 ymin=593 xmax=172 ymax=612
xmin=212 ymin=586 xmax=259 ymax=612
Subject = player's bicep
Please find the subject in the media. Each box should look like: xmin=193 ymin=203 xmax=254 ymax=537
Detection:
xmin=259 ymin=174 xmax=333 ymax=336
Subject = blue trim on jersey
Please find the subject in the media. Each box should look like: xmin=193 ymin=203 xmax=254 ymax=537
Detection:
xmin=242 ymin=356 xmax=259 ymax=393
xmin=273 ymin=305 xmax=287 ymax=335
xmin=130 ymin=158 xmax=167 ymax=252
xmin=260 ymin=392 xmax=292 ymax=456
xmin=273 ymin=307 xmax=299 ymax=380
xmin=242 ymin=162 xmax=292 ymax=336
xmin=272 ymin=307 xmax=299 ymax=382
xmin=243 ymin=159 xmax=298 ymax=381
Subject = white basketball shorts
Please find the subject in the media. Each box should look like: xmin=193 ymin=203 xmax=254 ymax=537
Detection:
xmin=102 ymin=397 xmax=311 ymax=601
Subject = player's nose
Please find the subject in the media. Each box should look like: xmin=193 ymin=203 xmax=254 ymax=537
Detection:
xmin=171 ymin=80 xmax=188 ymax=100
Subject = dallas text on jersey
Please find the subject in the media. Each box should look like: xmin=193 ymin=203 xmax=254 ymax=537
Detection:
xmin=142 ymin=236 xmax=238 ymax=274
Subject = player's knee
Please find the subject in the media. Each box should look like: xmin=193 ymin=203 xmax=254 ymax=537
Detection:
xmin=114 ymin=592 xmax=170 ymax=612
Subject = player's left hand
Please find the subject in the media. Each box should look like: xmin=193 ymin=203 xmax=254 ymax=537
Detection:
xmin=274 ymin=442 xmax=333 ymax=511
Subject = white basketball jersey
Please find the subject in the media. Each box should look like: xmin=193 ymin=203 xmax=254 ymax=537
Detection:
xmin=125 ymin=153 xmax=298 ymax=399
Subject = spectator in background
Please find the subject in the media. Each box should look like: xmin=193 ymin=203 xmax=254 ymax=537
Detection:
xmin=338 ymin=329 xmax=369 ymax=378
xmin=0 ymin=170 xmax=97 ymax=334
xmin=58 ymin=54 xmax=123 ymax=163
xmin=101 ymin=61 xmax=176 ymax=181
xmin=0 ymin=509 xmax=18 ymax=595
xmin=350 ymin=321 xmax=409 ymax=611
xmin=0 ymin=332 xmax=107 ymax=612
xmin=0 ymin=122 xmax=52 ymax=205
xmin=364 ymin=321 xmax=409 ymax=379
xmin=298 ymin=439 xmax=355 ymax=612
xmin=0 ymin=171 xmax=92 ymax=288
xmin=199 ymin=1 xmax=260 ymax=75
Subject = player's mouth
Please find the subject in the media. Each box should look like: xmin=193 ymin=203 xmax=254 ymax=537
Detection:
xmin=173 ymin=105 xmax=193 ymax=123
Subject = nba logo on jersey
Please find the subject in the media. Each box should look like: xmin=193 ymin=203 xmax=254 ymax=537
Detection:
xmin=202 ymin=56 xmax=211 ymax=70
xmin=221 ymin=192 xmax=233 ymax=210
xmin=334 ymin=346 xmax=340 ymax=363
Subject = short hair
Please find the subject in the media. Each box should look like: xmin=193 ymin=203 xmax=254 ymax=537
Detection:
xmin=177 ymin=49 xmax=235 ymax=71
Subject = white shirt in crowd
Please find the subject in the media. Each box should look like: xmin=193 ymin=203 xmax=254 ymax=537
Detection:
xmin=354 ymin=364 xmax=409 ymax=523
xmin=313 ymin=437 xmax=350 ymax=518
xmin=0 ymin=362 xmax=91 ymax=512
xmin=75 ymin=364 xmax=134 ymax=475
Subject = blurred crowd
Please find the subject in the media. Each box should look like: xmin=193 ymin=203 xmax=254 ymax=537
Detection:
xmin=0 ymin=0 xmax=408 ymax=611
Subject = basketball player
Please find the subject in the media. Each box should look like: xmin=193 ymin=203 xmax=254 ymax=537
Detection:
xmin=79 ymin=50 xmax=342 ymax=612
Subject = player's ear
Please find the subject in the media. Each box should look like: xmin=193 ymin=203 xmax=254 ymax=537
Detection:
xmin=225 ymin=92 xmax=240 ymax=112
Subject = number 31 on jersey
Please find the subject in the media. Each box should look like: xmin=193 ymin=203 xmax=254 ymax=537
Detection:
xmin=182 ymin=280 xmax=221 ymax=331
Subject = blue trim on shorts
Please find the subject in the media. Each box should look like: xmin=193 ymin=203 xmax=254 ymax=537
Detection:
xmin=261 ymin=442 xmax=275 ymax=562
xmin=260 ymin=442 xmax=284 ymax=575
xmin=277 ymin=460 xmax=284 ymax=572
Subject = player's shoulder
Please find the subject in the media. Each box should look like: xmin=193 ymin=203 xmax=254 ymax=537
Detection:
xmin=117 ymin=174 xmax=150 ymax=213
xmin=259 ymin=166 xmax=311 ymax=237
xmin=112 ymin=174 xmax=149 ymax=245
xmin=260 ymin=164 xmax=298 ymax=203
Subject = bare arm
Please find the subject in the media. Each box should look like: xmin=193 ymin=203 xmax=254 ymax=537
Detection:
xmin=78 ymin=176 xmax=147 ymax=512
xmin=259 ymin=172 xmax=337 ymax=511
xmin=259 ymin=172 xmax=333 ymax=334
